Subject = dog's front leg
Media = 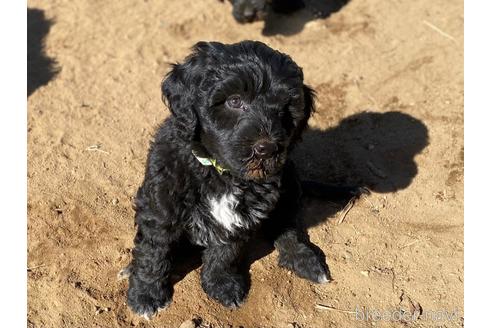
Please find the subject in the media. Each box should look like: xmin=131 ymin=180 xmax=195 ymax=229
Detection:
xmin=127 ymin=211 xmax=180 ymax=319
xmin=273 ymin=228 xmax=330 ymax=283
xmin=267 ymin=168 xmax=331 ymax=284
xmin=200 ymin=241 xmax=248 ymax=308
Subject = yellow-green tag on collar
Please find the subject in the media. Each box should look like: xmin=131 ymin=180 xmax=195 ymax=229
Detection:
xmin=192 ymin=150 xmax=229 ymax=175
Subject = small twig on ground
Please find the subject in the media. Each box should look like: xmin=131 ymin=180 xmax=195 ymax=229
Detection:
xmin=337 ymin=197 xmax=356 ymax=224
xmin=423 ymin=20 xmax=458 ymax=43
xmin=315 ymin=304 xmax=357 ymax=314
xmin=399 ymin=239 xmax=421 ymax=249
xmin=349 ymin=223 xmax=360 ymax=235
xmin=27 ymin=264 xmax=46 ymax=272
xmin=391 ymin=268 xmax=396 ymax=292
xmin=85 ymin=144 xmax=109 ymax=154
xmin=353 ymin=78 xmax=379 ymax=109
xmin=361 ymin=193 xmax=381 ymax=215
xmin=399 ymin=237 xmax=430 ymax=249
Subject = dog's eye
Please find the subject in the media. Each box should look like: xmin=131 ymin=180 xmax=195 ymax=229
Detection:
xmin=226 ymin=95 xmax=243 ymax=109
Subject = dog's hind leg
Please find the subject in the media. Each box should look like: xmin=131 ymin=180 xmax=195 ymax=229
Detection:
xmin=127 ymin=209 xmax=182 ymax=319
xmin=200 ymin=241 xmax=249 ymax=308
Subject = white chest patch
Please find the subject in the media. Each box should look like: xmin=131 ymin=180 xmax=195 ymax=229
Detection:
xmin=209 ymin=193 xmax=244 ymax=232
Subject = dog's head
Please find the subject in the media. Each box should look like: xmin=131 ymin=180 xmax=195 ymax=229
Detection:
xmin=228 ymin=0 xmax=270 ymax=23
xmin=162 ymin=41 xmax=314 ymax=181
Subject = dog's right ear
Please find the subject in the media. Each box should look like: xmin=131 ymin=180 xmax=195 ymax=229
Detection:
xmin=161 ymin=42 xmax=221 ymax=141
xmin=161 ymin=62 xmax=199 ymax=141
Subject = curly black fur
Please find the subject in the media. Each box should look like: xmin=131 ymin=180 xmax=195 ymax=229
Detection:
xmin=125 ymin=41 xmax=332 ymax=318
xmin=226 ymin=0 xmax=348 ymax=23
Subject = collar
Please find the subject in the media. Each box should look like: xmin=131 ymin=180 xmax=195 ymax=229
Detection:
xmin=191 ymin=150 xmax=229 ymax=175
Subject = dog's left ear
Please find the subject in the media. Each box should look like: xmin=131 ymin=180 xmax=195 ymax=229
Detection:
xmin=293 ymin=85 xmax=315 ymax=141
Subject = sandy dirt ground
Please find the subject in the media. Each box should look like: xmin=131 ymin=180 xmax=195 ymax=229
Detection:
xmin=27 ymin=0 xmax=463 ymax=327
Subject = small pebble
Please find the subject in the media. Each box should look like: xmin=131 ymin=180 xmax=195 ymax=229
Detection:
xmin=179 ymin=320 xmax=196 ymax=328
xmin=94 ymin=306 xmax=110 ymax=315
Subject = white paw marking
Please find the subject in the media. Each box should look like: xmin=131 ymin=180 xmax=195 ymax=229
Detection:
xmin=209 ymin=193 xmax=244 ymax=232
xmin=317 ymin=273 xmax=331 ymax=284
xmin=139 ymin=303 xmax=169 ymax=321
xmin=141 ymin=312 xmax=151 ymax=321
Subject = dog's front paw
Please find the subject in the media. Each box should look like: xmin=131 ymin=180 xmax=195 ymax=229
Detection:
xmin=278 ymin=244 xmax=331 ymax=284
xmin=127 ymin=279 xmax=172 ymax=320
xmin=201 ymin=273 xmax=248 ymax=308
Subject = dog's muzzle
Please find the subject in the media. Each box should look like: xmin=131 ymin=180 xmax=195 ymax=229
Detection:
xmin=244 ymin=140 xmax=286 ymax=180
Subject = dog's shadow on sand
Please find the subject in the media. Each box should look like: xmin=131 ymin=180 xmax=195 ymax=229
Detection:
xmin=293 ymin=110 xmax=430 ymax=227
xmin=170 ymin=111 xmax=429 ymax=287
xmin=262 ymin=0 xmax=351 ymax=36
xmin=28 ymin=8 xmax=59 ymax=97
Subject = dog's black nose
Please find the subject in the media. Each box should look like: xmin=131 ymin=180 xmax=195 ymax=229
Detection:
xmin=253 ymin=141 xmax=278 ymax=159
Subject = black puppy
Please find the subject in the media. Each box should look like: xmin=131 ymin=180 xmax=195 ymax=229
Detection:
xmin=226 ymin=0 xmax=344 ymax=23
xmin=125 ymin=41 xmax=331 ymax=319
xmin=226 ymin=0 xmax=269 ymax=23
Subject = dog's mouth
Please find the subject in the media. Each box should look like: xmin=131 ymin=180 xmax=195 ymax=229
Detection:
xmin=242 ymin=154 xmax=286 ymax=181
